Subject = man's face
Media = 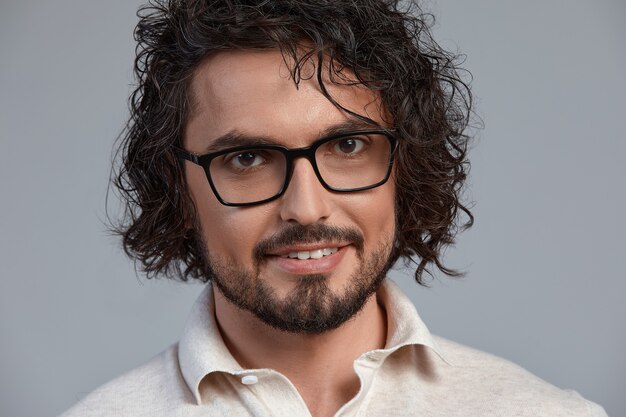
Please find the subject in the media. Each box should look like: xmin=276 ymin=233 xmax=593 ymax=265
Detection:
xmin=184 ymin=50 xmax=396 ymax=333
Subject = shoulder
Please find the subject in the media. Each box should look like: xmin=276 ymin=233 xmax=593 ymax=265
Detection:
xmin=432 ymin=336 xmax=608 ymax=417
xmin=58 ymin=344 xmax=193 ymax=417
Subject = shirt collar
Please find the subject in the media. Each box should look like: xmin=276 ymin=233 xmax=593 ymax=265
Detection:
xmin=178 ymin=282 xmax=242 ymax=404
xmin=178 ymin=278 xmax=449 ymax=405
xmin=373 ymin=279 xmax=450 ymax=365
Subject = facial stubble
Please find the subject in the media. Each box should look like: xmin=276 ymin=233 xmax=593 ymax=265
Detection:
xmin=196 ymin=223 xmax=395 ymax=334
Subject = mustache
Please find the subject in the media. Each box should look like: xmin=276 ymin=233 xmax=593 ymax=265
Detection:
xmin=253 ymin=223 xmax=365 ymax=262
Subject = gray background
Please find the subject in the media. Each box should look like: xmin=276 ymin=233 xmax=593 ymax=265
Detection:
xmin=1 ymin=0 xmax=624 ymax=416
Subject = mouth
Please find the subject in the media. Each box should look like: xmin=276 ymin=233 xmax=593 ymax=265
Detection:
xmin=265 ymin=244 xmax=349 ymax=275
xmin=267 ymin=242 xmax=346 ymax=259
xmin=280 ymin=247 xmax=339 ymax=260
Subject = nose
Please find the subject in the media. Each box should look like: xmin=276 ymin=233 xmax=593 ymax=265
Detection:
xmin=279 ymin=158 xmax=332 ymax=225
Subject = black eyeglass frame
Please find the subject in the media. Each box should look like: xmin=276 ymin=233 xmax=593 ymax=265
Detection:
xmin=175 ymin=129 xmax=398 ymax=207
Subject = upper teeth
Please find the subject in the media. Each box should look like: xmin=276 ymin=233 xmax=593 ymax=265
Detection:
xmin=284 ymin=248 xmax=338 ymax=260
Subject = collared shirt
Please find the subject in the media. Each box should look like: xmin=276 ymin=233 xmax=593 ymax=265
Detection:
xmin=60 ymin=280 xmax=608 ymax=417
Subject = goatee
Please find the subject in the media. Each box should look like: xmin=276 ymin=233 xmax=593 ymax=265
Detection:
xmin=196 ymin=223 xmax=394 ymax=334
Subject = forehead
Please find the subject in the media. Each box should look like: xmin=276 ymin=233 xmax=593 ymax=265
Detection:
xmin=185 ymin=49 xmax=387 ymax=148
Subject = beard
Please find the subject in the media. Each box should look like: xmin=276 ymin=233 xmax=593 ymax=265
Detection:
xmin=196 ymin=222 xmax=395 ymax=334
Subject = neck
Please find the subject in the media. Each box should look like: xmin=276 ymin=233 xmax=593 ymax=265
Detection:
xmin=212 ymin=283 xmax=388 ymax=416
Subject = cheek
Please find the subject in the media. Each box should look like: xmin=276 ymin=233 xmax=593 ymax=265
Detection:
xmin=186 ymin=164 xmax=275 ymax=261
xmin=371 ymin=190 xmax=396 ymax=240
xmin=345 ymin=181 xmax=396 ymax=249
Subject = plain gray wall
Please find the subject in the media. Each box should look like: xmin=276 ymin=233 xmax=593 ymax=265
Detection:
xmin=1 ymin=1 xmax=624 ymax=416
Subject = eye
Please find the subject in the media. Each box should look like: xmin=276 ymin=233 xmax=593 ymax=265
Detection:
xmin=333 ymin=137 xmax=366 ymax=155
xmin=228 ymin=151 xmax=266 ymax=169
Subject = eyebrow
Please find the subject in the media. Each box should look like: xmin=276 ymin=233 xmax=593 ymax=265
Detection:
xmin=202 ymin=119 xmax=383 ymax=153
xmin=203 ymin=132 xmax=274 ymax=153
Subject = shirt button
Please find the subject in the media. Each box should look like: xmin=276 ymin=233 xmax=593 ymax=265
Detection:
xmin=241 ymin=375 xmax=258 ymax=385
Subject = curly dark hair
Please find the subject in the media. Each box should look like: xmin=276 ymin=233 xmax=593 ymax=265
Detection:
xmin=111 ymin=0 xmax=474 ymax=285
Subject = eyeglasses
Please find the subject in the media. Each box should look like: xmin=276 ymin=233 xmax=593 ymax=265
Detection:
xmin=175 ymin=129 xmax=397 ymax=207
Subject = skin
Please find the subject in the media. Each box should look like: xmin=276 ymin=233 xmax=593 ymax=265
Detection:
xmin=183 ymin=49 xmax=396 ymax=417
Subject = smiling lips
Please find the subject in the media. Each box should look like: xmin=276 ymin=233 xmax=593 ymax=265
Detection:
xmin=282 ymin=247 xmax=339 ymax=260
xmin=267 ymin=245 xmax=347 ymax=275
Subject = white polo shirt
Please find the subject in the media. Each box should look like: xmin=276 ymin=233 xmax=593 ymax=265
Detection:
xmin=60 ymin=280 xmax=608 ymax=416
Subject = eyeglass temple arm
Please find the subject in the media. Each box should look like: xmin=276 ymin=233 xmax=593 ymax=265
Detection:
xmin=174 ymin=147 xmax=200 ymax=165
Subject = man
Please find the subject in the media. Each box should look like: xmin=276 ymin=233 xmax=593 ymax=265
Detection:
xmin=61 ymin=0 xmax=607 ymax=416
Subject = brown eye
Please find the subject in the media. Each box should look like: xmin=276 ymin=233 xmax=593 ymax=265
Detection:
xmin=235 ymin=152 xmax=260 ymax=167
xmin=223 ymin=150 xmax=269 ymax=171
xmin=333 ymin=137 xmax=366 ymax=156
